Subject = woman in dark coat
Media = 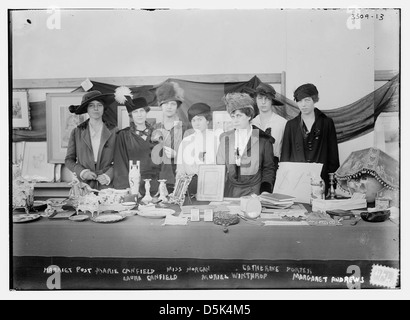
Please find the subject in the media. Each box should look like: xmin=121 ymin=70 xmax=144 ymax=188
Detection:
xmin=113 ymin=97 xmax=160 ymax=195
xmin=65 ymin=91 xmax=118 ymax=190
xmin=281 ymin=83 xmax=340 ymax=193
xmin=216 ymin=92 xmax=276 ymax=197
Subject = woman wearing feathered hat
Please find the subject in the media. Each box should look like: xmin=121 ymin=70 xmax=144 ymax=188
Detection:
xmin=65 ymin=90 xmax=118 ymax=190
xmin=281 ymin=83 xmax=340 ymax=193
xmin=216 ymin=92 xmax=276 ymax=197
xmin=151 ymin=81 xmax=187 ymax=192
xmin=113 ymin=96 xmax=160 ymax=195
xmin=176 ymin=102 xmax=219 ymax=195
xmin=251 ymin=82 xmax=287 ymax=187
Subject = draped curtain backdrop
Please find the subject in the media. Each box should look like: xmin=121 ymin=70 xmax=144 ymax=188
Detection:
xmin=12 ymin=74 xmax=399 ymax=144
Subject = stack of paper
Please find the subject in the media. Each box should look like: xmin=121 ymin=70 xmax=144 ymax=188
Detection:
xmin=312 ymin=198 xmax=367 ymax=212
xmin=162 ymin=215 xmax=188 ymax=226
xmin=259 ymin=192 xmax=295 ymax=209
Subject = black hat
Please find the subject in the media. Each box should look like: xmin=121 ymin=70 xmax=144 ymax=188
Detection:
xmin=188 ymin=103 xmax=211 ymax=122
xmin=69 ymin=90 xmax=114 ymax=115
xmin=294 ymin=83 xmax=319 ymax=102
xmin=125 ymin=97 xmax=150 ymax=114
xmin=254 ymin=83 xmax=284 ymax=106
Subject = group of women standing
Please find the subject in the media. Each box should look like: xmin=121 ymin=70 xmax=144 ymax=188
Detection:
xmin=65 ymin=80 xmax=340 ymax=199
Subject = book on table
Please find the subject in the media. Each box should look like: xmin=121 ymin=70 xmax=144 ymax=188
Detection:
xmin=260 ymin=192 xmax=296 ymax=203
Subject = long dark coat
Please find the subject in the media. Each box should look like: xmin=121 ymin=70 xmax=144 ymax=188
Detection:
xmin=216 ymin=126 xmax=276 ymax=197
xmin=65 ymin=119 xmax=118 ymax=190
xmin=280 ymin=108 xmax=340 ymax=191
xmin=113 ymin=125 xmax=161 ymax=194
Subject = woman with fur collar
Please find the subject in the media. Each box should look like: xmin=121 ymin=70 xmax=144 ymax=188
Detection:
xmin=113 ymin=97 xmax=161 ymax=195
xmin=65 ymin=91 xmax=118 ymax=190
xmin=216 ymin=92 xmax=276 ymax=197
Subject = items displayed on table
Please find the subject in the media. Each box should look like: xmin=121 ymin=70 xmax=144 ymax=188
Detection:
xmin=273 ymin=162 xmax=323 ymax=204
xmin=360 ymin=209 xmax=391 ymax=223
xmin=240 ymin=195 xmax=262 ymax=219
xmin=12 ymin=176 xmax=35 ymax=214
xmin=335 ymin=147 xmax=399 ymax=204
xmin=259 ymin=192 xmax=295 ymax=209
xmin=196 ymin=165 xmax=225 ymax=202
xmin=311 ymin=196 xmax=367 ymax=213
xmin=13 ymin=214 xmax=41 ymax=224
xmin=190 ymin=208 xmax=200 ymax=222
xmin=156 ymin=179 xmax=169 ymax=203
xmin=141 ymin=179 xmax=153 ymax=204
xmin=68 ymin=214 xmax=89 ymax=222
xmin=260 ymin=203 xmax=308 ymax=221
xmin=204 ymin=209 xmax=214 ymax=222
xmin=42 ymin=198 xmax=76 ymax=219
xmin=129 ymin=160 xmax=142 ymax=197
xmin=168 ymin=174 xmax=194 ymax=206
xmin=137 ymin=204 xmax=176 ymax=219
xmin=76 ymin=193 xmax=100 ymax=216
xmin=310 ymin=175 xmax=326 ymax=204
xmin=305 ymin=211 xmax=341 ymax=226
xmin=121 ymin=202 xmax=137 ymax=210
xmin=44 ymin=198 xmax=67 ymax=215
xmin=213 ymin=211 xmax=240 ymax=233
xmin=162 ymin=214 xmax=188 ymax=226
xmin=91 ymin=213 xmax=126 ymax=223
xmin=325 ymin=209 xmax=356 ymax=220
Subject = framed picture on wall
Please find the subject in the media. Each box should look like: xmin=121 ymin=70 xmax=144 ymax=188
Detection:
xmin=46 ymin=92 xmax=89 ymax=163
xmin=12 ymin=90 xmax=31 ymax=129
xmin=117 ymin=105 xmax=163 ymax=130
xmin=212 ymin=110 xmax=233 ymax=140
xmin=21 ymin=142 xmax=55 ymax=182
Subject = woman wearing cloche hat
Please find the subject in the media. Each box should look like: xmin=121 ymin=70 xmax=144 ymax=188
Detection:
xmin=65 ymin=90 xmax=118 ymax=190
xmin=176 ymin=102 xmax=219 ymax=195
xmin=113 ymin=96 xmax=160 ymax=195
xmin=281 ymin=83 xmax=340 ymax=194
xmin=251 ymin=83 xmax=287 ymax=173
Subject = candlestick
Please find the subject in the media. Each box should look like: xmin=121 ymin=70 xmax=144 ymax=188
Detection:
xmin=329 ymin=172 xmax=336 ymax=200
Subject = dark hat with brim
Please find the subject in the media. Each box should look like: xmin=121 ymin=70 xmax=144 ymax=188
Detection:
xmin=254 ymin=83 xmax=284 ymax=106
xmin=125 ymin=97 xmax=150 ymax=114
xmin=69 ymin=91 xmax=114 ymax=115
xmin=294 ymin=83 xmax=319 ymax=102
xmin=188 ymin=103 xmax=211 ymax=122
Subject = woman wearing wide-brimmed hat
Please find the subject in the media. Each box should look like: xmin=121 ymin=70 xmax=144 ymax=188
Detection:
xmin=65 ymin=90 xmax=118 ymax=190
xmin=113 ymin=96 xmax=160 ymax=195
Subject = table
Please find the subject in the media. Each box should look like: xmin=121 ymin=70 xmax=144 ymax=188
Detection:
xmin=12 ymin=204 xmax=400 ymax=290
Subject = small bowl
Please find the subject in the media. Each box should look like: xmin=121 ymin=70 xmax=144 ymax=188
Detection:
xmin=121 ymin=202 xmax=136 ymax=210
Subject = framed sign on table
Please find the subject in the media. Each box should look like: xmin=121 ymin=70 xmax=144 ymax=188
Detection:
xmin=117 ymin=106 xmax=163 ymax=130
xmin=46 ymin=93 xmax=89 ymax=163
xmin=12 ymin=90 xmax=31 ymax=129
xmin=196 ymin=164 xmax=226 ymax=201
